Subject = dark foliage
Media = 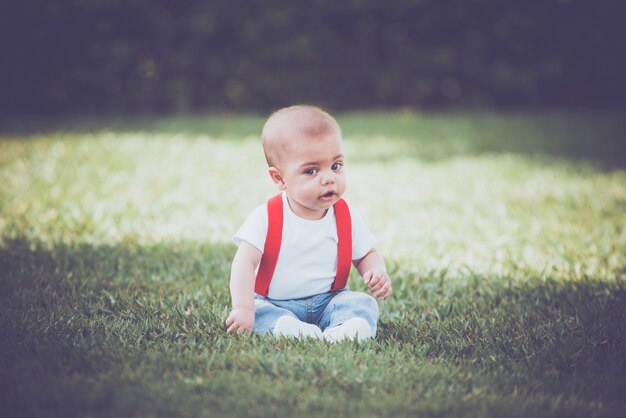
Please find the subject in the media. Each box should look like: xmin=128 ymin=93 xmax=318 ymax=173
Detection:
xmin=2 ymin=0 xmax=625 ymax=115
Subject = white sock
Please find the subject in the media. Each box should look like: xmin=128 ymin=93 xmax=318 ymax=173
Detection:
xmin=323 ymin=318 xmax=372 ymax=343
xmin=273 ymin=316 xmax=323 ymax=339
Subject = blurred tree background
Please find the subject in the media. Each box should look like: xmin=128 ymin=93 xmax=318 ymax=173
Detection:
xmin=1 ymin=0 xmax=625 ymax=116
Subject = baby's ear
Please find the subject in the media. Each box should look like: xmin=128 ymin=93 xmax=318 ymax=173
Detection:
xmin=268 ymin=167 xmax=286 ymax=189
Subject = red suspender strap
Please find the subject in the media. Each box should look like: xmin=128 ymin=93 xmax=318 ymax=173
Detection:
xmin=254 ymin=194 xmax=283 ymax=297
xmin=254 ymin=194 xmax=353 ymax=297
xmin=331 ymin=198 xmax=352 ymax=291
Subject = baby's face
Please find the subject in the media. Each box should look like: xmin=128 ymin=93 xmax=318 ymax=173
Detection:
xmin=274 ymin=131 xmax=346 ymax=220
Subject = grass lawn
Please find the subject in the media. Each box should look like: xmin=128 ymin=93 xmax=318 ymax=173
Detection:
xmin=1 ymin=109 xmax=625 ymax=417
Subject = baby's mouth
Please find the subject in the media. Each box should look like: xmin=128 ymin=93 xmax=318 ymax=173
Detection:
xmin=321 ymin=191 xmax=336 ymax=200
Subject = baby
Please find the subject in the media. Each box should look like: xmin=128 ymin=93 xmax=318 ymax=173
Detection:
xmin=225 ymin=105 xmax=391 ymax=341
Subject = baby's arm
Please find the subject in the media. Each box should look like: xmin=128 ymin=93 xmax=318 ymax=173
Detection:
xmin=225 ymin=241 xmax=262 ymax=334
xmin=354 ymin=249 xmax=392 ymax=300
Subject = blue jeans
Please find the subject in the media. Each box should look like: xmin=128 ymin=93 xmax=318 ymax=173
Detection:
xmin=254 ymin=289 xmax=379 ymax=337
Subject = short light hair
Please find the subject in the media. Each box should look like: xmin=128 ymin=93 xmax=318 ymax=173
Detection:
xmin=261 ymin=105 xmax=342 ymax=167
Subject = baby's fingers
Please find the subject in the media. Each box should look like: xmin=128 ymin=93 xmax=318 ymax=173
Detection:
xmin=227 ymin=322 xmax=238 ymax=335
xmin=226 ymin=314 xmax=243 ymax=335
xmin=368 ymin=272 xmax=383 ymax=287
xmin=363 ymin=270 xmax=373 ymax=285
xmin=374 ymin=281 xmax=392 ymax=299
xmin=369 ymin=274 xmax=386 ymax=293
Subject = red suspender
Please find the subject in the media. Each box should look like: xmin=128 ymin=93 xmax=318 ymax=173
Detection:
xmin=254 ymin=194 xmax=352 ymax=297
xmin=254 ymin=194 xmax=283 ymax=297
xmin=331 ymin=198 xmax=352 ymax=291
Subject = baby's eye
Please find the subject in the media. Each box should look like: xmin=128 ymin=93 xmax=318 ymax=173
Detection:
xmin=331 ymin=162 xmax=343 ymax=171
xmin=304 ymin=168 xmax=319 ymax=175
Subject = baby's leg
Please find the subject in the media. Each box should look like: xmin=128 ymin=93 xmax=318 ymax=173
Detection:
xmin=319 ymin=290 xmax=379 ymax=341
xmin=254 ymin=298 xmax=322 ymax=339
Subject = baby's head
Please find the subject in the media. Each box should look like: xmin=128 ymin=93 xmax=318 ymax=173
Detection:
xmin=261 ymin=105 xmax=342 ymax=168
xmin=261 ymin=105 xmax=346 ymax=219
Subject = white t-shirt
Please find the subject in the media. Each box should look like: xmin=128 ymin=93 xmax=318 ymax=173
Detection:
xmin=233 ymin=192 xmax=377 ymax=300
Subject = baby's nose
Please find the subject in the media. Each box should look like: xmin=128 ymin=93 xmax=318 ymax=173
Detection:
xmin=321 ymin=172 xmax=335 ymax=184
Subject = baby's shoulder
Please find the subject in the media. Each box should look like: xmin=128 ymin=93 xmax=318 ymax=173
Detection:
xmin=345 ymin=202 xmax=364 ymax=218
xmin=246 ymin=202 xmax=268 ymax=222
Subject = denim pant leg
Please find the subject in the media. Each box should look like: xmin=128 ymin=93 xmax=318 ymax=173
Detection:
xmin=253 ymin=297 xmax=299 ymax=334
xmin=318 ymin=290 xmax=380 ymax=337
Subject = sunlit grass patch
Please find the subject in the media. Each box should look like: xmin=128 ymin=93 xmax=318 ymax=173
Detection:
xmin=1 ymin=110 xmax=625 ymax=417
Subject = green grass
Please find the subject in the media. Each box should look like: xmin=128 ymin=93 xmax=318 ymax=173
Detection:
xmin=1 ymin=110 xmax=625 ymax=417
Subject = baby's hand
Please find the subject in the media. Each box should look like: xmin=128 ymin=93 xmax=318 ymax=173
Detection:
xmin=363 ymin=269 xmax=392 ymax=300
xmin=225 ymin=306 xmax=255 ymax=335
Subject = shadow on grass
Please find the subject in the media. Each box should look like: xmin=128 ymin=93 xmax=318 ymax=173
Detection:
xmin=1 ymin=109 xmax=625 ymax=169
xmin=380 ymin=271 xmax=626 ymax=376
xmin=340 ymin=109 xmax=626 ymax=169
xmin=0 ymin=238 xmax=235 ymax=416
xmin=0 ymin=237 xmax=234 ymax=364
xmin=0 ymin=113 xmax=264 ymax=141
xmin=1 ymin=237 xmax=625 ymax=416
